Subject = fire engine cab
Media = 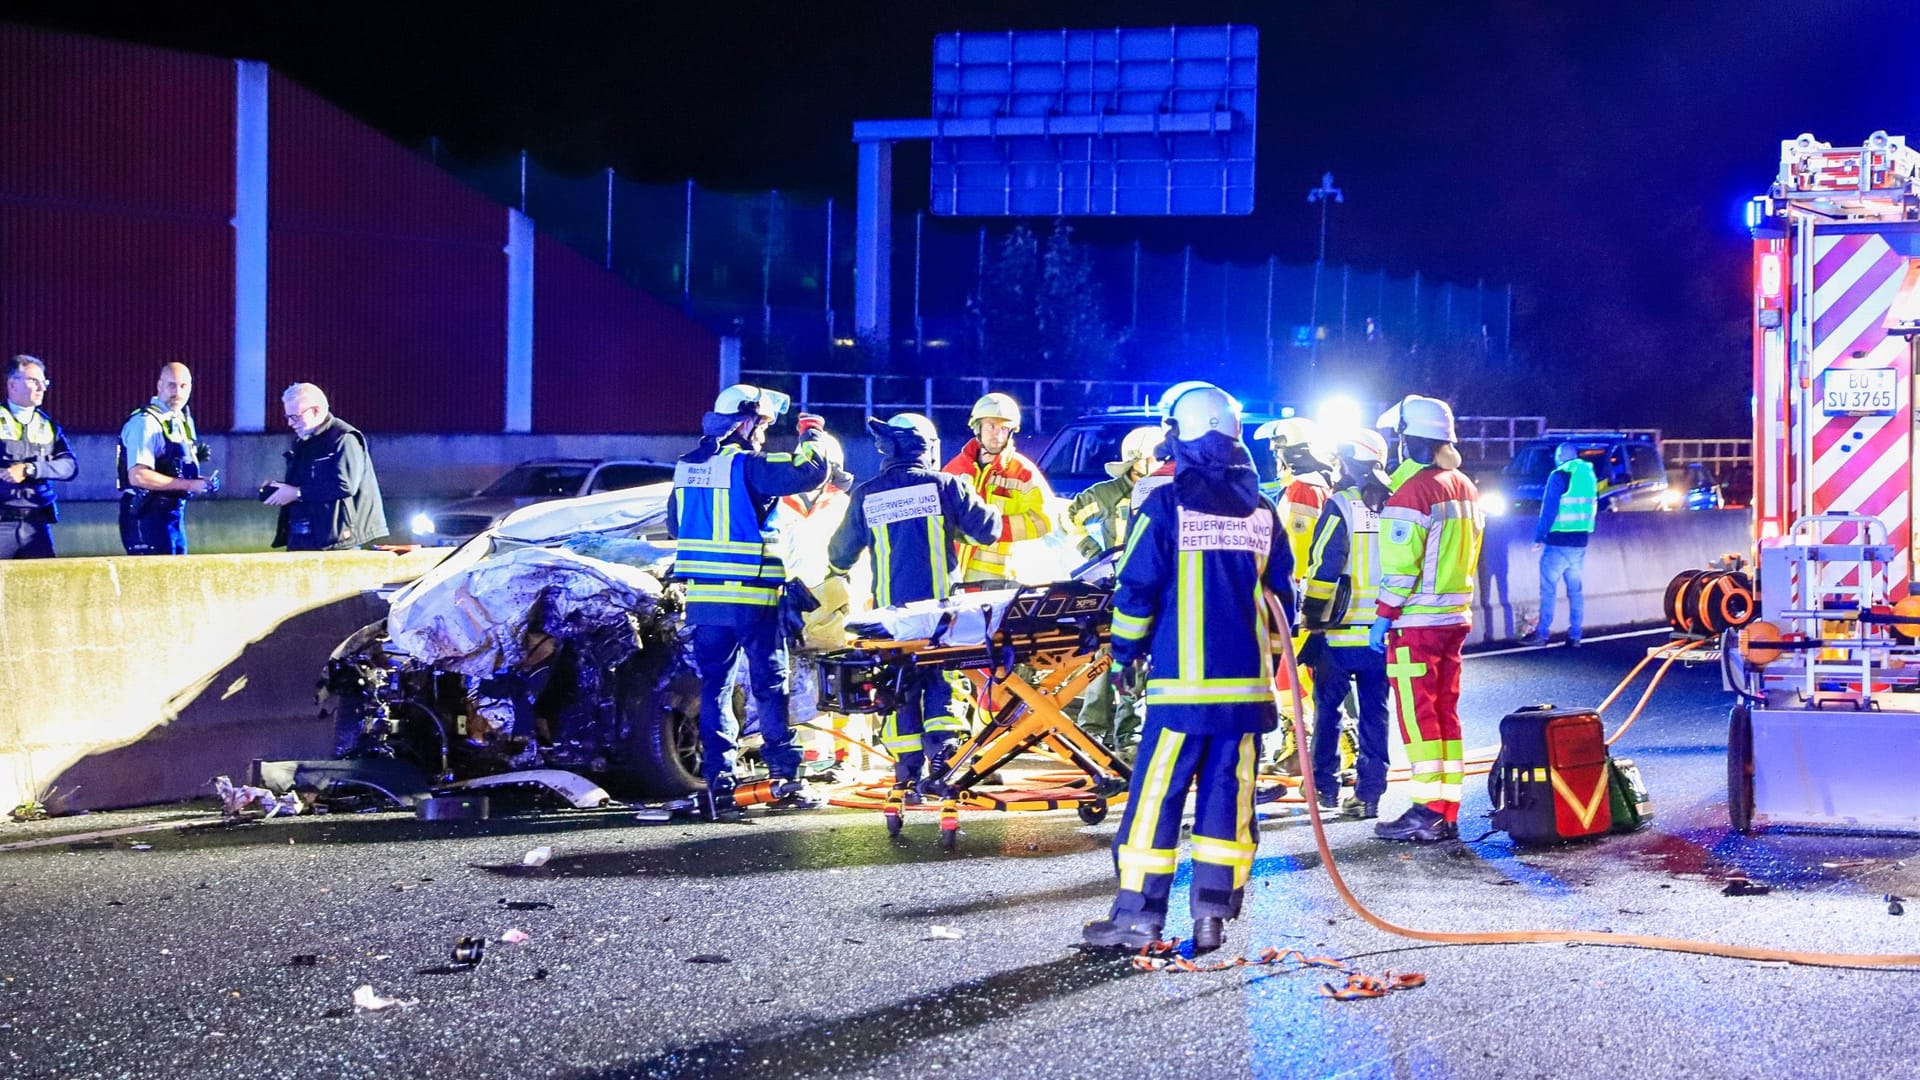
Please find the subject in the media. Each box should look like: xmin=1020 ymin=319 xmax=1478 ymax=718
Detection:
xmin=1727 ymin=130 xmax=1920 ymax=833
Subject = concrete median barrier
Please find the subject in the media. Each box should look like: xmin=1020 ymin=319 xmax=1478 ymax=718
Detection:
xmin=1473 ymin=509 xmax=1750 ymax=646
xmin=0 ymin=549 xmax=446 ymax=814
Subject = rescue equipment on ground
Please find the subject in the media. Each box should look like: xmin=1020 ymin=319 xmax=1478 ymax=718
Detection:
xmin=1662 ymin=564 xmax=1756 ymax=635
xmin=1488 ymin=706 xmax=1613 ymax=843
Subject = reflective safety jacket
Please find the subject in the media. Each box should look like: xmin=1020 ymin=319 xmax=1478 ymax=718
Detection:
xmin=1280 ymin=472 xmax=1331 ymax=591
xmin=1107 ymin=482 xmax=1295 ymax=736
xmin=0 ymin=405 xmax=78 ymax=523
xmin=1065 ymin=472 xmax=1140 ymax=559
xmin=827 ymin=461 xmax=1003 ymax=608
xmin=942 ymin=440 xmax=1052 ymax=582
xmin=1537 ymin=459 xmax=1597 ymax=546
xmin=1304 ymin=487 xmax=1382 ymax=649
xmin=1386 ymin=458 xmax=1424 ymax=493
xmin=1376 ymin=464 xmax=1483 ymax=629
xmin=672 ymin=435 xmax=828 ymax=626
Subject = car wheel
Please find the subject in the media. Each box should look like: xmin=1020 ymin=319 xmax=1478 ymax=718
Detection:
xmin=611 ymin=652 xmax=705 ymax=798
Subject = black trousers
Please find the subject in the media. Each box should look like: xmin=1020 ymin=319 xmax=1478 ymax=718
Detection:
xmin=0 ymin=519 xmax=55 ymax=559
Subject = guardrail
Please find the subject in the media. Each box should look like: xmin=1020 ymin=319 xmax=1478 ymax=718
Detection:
xmin=1663 ymin=437 xmax=1752 ymax=469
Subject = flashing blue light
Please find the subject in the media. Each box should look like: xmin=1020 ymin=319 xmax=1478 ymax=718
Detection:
xmin=1744 ymin=197 xmax=1767 ymax=231
xmin=1279 ymin=406 xmax=1295 ymax=418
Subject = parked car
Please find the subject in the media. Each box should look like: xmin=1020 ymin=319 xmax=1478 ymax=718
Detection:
xmin=1482 ymin=432 xmax=1668 ymax=517
xmin=1037 ymin=405 xmax=1283 ymax=499
xmin=409 ymin=458 xmax=677 ymax=545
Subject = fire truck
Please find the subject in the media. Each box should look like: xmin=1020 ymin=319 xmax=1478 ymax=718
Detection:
xmin=1725 ymin=131 xmax=1920 ymax=833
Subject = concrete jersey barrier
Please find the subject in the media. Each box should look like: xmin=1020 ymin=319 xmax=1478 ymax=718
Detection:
xmin=0 ymin=549 xmax=446 ymax=814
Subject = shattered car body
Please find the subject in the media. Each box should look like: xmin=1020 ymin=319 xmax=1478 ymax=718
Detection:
xmin=321 ymin=484 xmax=710 ymax=799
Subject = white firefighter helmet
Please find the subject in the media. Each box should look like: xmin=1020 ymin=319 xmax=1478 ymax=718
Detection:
xmin=1106 ymin=425 xmax=1164 ymax=478
xmin=1154 ymin=380 xmax=1217 ymax=412
xmin=1167 ymin=383 xmax=1242 ymax=441
xmin=968 ymin=392 xmax=1023 ymax=432
xmin=866 ymin=411 xmax=939 ymax=444
xmin=1382 ymin=394 xmax=1456 ymax=442
xmin=1250 ymin=416 xmax=1321 ymax=449
xmin=1336 ymin=428 xmax=1391 ymax=465
xmin=713 ymin=383 xmax=791 ymax=420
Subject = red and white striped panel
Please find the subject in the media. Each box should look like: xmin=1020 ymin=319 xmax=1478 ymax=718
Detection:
xmin=1809 ymin=232 xmax=1912 ymax=598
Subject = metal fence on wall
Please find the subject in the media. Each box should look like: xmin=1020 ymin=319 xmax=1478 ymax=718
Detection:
xmin=432 ymin=145 xmax=1513 ymax=390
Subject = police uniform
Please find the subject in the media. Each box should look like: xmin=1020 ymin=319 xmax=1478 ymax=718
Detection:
xmin=827 ymin=417 xmax=1002 ymax=784
xmin=0 ymin=402 xmax=77 ymax=559
xmin=1303 ymin=483 xmax=1390 ymax=813
xmin=672 ymin=423 xmax=828 ymax=793
xmin=1095 ymin=418 xmax=1294 ymax=944
xmin=117 ymin=400 xmax=205 ymax=555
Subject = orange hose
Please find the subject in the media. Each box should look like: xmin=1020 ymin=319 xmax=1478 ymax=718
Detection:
xmin=1276 ymin=625 xmax=1920 ymax=969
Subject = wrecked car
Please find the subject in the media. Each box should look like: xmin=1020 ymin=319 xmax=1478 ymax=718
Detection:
xmin=320 ymin=484 xmax=710 ymax=800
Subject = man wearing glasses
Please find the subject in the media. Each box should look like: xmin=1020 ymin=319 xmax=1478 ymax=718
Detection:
xmin=263 ymin=382 xmax=388 ymax=551
xmin=0 ymin=355 xmax=78 ymax=559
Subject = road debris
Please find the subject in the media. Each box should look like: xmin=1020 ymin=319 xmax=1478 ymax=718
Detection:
xmin=351 ymin=985 xmax=416 ymax=1012
xmin=684 ymin=954 xmax=731 ymax=964
xmin=1887 ymin=894 xmax=1906 ymax=916
xmin=500 ymin=929 xmax=529 ymax=944
xmin=927 ymin=925 xmax=964 ymax=941
xmin=451 ymin=937 xmax=487 ymax=966
xmin=499 ymin=899 xmax=554 ymax=911
xmin=522 ymin=846 xmax=552 ymax=867
xmin=287 ymin=954 xmax=321 ymax=967
xmin=1722 ymin=878 xmax=1771 ymax=897
xmin=215 ymin=776 xmax=305 ymax=819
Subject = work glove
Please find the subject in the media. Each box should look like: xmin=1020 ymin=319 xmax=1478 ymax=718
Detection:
xmin=796 ymin=413 xmax=826 ymax=436
xmin=1368 ymin=617 xmax=1392 ymax=654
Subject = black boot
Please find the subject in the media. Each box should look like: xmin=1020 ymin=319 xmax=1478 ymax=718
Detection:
xmin=1191 ymin=917 xmax=1226 ymax=955
xmin=1374 ymin=803 xmax=1451 ymax=842
xmin=1081 ymin=911 xmax=1164 ymax=951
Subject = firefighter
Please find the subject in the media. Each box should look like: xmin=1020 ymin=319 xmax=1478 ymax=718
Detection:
xmin=1082 ymin=383 xmax=1294 ymax=955
xmin=1302 ymin=429 xmax=1395 ymax=819
xmin=827 ymin=413 xmax=1002 ymax=793
xmin=1369 ymin=395 xmax=1485 ymax=843
xmin=671 ymin=384 xmax=830 ymax=816
xmin=1064 ymin=424 xmax=1161 ymax=754
xmin=943 ymin=392 xmax=1053 ymax=583
xmin=1252 ymin=417 xmax=1337 ymax=775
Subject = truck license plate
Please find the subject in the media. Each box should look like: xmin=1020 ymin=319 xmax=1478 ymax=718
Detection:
xmin=1820 ymin=368 xmax=1897 ymax=416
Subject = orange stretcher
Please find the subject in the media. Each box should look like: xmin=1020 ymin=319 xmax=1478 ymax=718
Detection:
xmin=816 ymin=580 xmax=1131 ymax=849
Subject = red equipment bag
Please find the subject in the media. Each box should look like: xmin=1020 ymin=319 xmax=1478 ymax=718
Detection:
xmin=1488 ymin=705 xmax=1613 ymax=843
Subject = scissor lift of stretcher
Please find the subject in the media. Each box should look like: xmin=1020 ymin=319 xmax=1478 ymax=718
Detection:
xmin=1726 ymin=514 xmax=1920 ymax=833
xmin=817 ymin=579 xmax=1131 ymax=850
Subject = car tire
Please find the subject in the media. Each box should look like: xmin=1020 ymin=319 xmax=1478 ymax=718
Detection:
xmin=1727 ymin=703 xmax=1755 ymax=834
xmin=612 ymin=651 xmax=705 ymax=798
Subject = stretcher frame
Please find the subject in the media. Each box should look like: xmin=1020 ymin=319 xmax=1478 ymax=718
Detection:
xmin=818 ymin=582 xmax=1132 ymax=849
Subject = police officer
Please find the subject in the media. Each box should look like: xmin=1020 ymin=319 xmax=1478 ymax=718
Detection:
xmin=672 ymin=384 xmax=830 ymax=816
xmin=0 ymin=354 xmax=78 ymax=559
xmin=1526 ymin=442 xmax=1598 ymax=647
xmin=1302 ymin=429 xmax=1395 ymax=819
xmin=943 ymin=392 xmax=1053 ymax=583
xmin=1083 ymin=384 xmax=1294 ymax=955
xmin=117 ymin=362 xmax=216 ymax=555
xmin=1370 ymin=395 xmax=1484 ymax=843
xmin=827 ymin=413 xmax=1002 ymax=793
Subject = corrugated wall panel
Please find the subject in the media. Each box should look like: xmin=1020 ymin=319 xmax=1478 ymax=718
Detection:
xmin=533 ymin=234 xmax=713 ymax=435
xmin=0 ymin=24 xmax=236 ymax=431
xmin=266 ymin=74 xmax=505 ymax=432
xmin=2 ymin=204 xmax=235 ymax=432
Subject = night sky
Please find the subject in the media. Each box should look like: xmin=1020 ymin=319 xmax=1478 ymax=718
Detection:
xmin=9 ymin=0 xmax=1918 ymax=433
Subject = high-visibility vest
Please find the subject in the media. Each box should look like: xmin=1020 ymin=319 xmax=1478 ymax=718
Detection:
xmin=673 ymin=447 xmax=788 ymax=615
xmin=1305 ymin=487 xmax=1382 ymax=648
xmin=1550 ymin=460 xmax=1598 ymax=534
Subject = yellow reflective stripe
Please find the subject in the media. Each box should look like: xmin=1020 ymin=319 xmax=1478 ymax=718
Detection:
xmin=927 ymin=517 xmax=949 ymax=599
xmin=674 ymin=560 xmax=786 ymax=579
xmin=1178 ymin=550 xmax=1203 ymax=679
xmin=1143 ymin=688 xmax=1276 ymax=705
xmin=1304 ymin=579 xmax=1337 ymax=601
xmin=873 ymin=525 xmax=894 ymax=608
xmin=1149 ymin=677 xmax=1271 ymax=693
xmin=1191 ymin=836 xmax=1256 ymax=865
xmin=1120 ymin=729 xmax=1187 ymax=892
xmin=1110 ymin=609 xmax=1151 ymax=641
xmin=676 ymin=538 xmax=765 ymax=553
xmin=1234 ymin=733 xmax=1257 ymax=876
xmin=684 ymin=584 xmax=779 ymax=606
xmin=1117 ymin=509 xmax=1152 ymax=574
xmin=1116 ymin=846 xmax=1179 ymax=872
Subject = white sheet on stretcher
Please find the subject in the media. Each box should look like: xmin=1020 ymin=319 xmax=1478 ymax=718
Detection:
xmin=845 ymin=590 xmax=1020 ymax=646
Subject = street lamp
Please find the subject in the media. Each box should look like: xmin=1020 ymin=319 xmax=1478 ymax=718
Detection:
xmin=1307 ymin=171 xmax=1344 ymax=387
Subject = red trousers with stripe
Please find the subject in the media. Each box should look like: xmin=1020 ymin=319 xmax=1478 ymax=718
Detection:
xmin=1386 ymin=625 xmax=1468 ymax=822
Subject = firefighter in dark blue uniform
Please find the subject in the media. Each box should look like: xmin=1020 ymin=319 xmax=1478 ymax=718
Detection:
xmin=117 ymin=362 xmax=216 ymax=555
xmin=0 ymin=355 xmax=78 ymax=560
xmin=672 ymin=384 xmax=830 ymax=815
xmin=826 ymin=413 xmax=1002 ymax=792
xmin=1083 ymin=384 xmax=1295 ymax=955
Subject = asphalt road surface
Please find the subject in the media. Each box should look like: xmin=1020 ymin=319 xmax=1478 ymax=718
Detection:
xmin=6 ymin=631 xmax=1920 ymax=1079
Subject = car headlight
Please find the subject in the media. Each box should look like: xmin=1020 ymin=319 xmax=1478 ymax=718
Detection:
xmin=1481 ymin=491 xmax=1509 ymax=517
xmin=410 ymin=512 xmax=436 ymax=536
xmin=1659 ymin=491 xmax=1681 ymax=511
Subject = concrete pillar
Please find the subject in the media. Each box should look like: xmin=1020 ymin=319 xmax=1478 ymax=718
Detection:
xmin=504 ymin=209 xmax=534 ymax=433
xmin=231 ymin=60 xmax=269 ymax=432
xmin=854 ymin=140 xmax=893 ymax=347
